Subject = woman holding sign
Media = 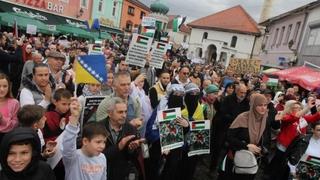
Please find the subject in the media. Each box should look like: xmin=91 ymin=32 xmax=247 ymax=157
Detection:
xmin=145 ymin=84 xmax=189 ymax=180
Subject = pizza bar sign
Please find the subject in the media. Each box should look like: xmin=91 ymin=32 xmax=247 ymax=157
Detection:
xmin=47 ymin=2 xmax=64 ymax=14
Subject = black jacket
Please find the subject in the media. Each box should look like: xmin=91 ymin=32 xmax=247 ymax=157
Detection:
xmin=0 ymin=127 xmax=55 ymax=180
xmin=0 ymin=47 xmax=23 ymax=75
xmin=100 ymin=118 xmax=139 ymax=180
xmin=219 ymin=93 xmax=250 ymax=129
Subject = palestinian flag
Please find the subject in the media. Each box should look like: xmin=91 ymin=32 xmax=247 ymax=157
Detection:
xmin=157 ymin=42 xmax=166 ymax=50
xmin=162 ymin=109 xmax=176 ymax=120
xmin=137 ymin=35 xmax=149 ymax=45
xmin=307 ymin=155 xmax=320 ymax=166
xmin=192 ymin=121 xmax=205 ymax=130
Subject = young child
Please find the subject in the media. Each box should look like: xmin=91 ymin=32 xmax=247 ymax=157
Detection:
xmin=0 ymin=127 xmax=56 ymax=180
xmin=62 ymin=98 xmax=108 ymax=180
xmin=0 ymin=73 xmax=19 ymax=143
xmin=18 ymin=105 xmax=56 ymax=159
xmin=43 ymin=88 xmax=72 ymax=142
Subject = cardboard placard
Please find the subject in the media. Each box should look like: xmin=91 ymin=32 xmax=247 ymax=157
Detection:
xmin=227 ymin=58 xmax=261 ymax=74
xmin=158 ymin=108 xmax=184 ymax=152
xmin=188 ymin=120 xmax=211 ymax=157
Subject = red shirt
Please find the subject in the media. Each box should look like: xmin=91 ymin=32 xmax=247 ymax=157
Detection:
xmin=277 ymin=112 xmax=320 ymax=148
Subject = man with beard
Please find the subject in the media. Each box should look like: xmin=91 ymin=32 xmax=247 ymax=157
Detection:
xmin=145 ymin=84 xmax=189 ymax=180
xmin=180 ymin=83 xmax=205 ymax=180
xmin=149 ymin=70 xmax=171 ymax=109
xmin=211 ymin=83 xmax=250 ymax=173
xmin=20 ymin=63 xmax=55 ymax=108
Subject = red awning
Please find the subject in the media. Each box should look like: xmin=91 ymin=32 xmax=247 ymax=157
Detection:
xmin=272 ymin=66 xmax=320 ymax=91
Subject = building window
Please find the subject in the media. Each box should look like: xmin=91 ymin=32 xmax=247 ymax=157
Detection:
xmin=125 ymin=21 xmax=133 ymax=31
xmin=307 ymin=27 xmax=320 ymax=46
xmin=202 ymin=32 xmax=208 ymax=42
xmin=231 ymin=36 xmax=237 ymax=48
xmin=98 ymin=0 xmax=103 ymax=12
xmin=278 ymin=26 xmax=285 ymax=46
xmin=272 ymin=28 xmax=279 ymax=47
xmin=81 ymin=0 xmax=88 ymax=9
xmin=112 ymin=2 xmax=117 ymax=16
xmin=292 ymin=21 xmax=301 ymax=43
xmin=284 ymin=24 xmax=292 ymax=45
xmin=128 ymin=6 xmax=135 ymax=15
xmin=140 ymin=11 xmax=145 ymax=19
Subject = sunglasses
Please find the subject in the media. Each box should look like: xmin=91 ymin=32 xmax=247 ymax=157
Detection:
xmin=182 ymin=72 xmax=189 ymax=75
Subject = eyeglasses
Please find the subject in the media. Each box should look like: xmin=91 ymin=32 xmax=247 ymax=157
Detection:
xmin=182 ymin=72 xmax=189 ymax=75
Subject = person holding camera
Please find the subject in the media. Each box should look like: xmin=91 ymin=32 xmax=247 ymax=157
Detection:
xmin=217 ymin=94 xmax=270 ymax=180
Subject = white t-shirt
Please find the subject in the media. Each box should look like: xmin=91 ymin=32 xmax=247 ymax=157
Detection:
xmin=305 ymin=137 xmax=320 ymax=158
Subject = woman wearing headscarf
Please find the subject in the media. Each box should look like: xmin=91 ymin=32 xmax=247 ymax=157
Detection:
xmin=180 ymin=83 xmax=204 ymax=180
xmin=218 ymin=94 xmax=269 ymax=180
xmin=145 ymin=84 xmax=189 ymax=180
xmin=0 ymin=127 xmax=55 ymax=180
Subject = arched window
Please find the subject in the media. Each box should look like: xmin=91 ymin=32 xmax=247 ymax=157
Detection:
xmin=231 ymin=36 xmax=237 ymax=48
xmin=202 ymin=32 xmax=208 ymax=42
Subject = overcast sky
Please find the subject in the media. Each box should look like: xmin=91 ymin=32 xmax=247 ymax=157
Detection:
xmin=140 ymin=0 xmax=316 ymax=23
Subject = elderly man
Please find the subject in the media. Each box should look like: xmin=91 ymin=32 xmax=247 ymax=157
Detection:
xmin=20 ymin=63 xmax=55 ymax=108
xmin=96 ymin=71 xmax=142 ymax=128
xmin=100 ymin=97 xmax=144 ymax=180
xmin=211 ymin=83 xmax=250 ymax=172
xmin=46 ymin=51 xmax=74 ymax=92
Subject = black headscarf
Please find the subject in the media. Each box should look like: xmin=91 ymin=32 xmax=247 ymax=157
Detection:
xmin=0 ymin=127 xmax=41 ymax=180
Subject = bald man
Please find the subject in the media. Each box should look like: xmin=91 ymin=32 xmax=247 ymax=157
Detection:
xmin=211 ymin=83 xmax=250 ymax=172
xmin=20 ymin=52 xmax=43 ymax=90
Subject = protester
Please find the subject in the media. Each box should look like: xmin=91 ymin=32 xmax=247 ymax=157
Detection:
xmin=62 ymin=98 xmax=107 ymax=180
xmin=20 ymin=63 xmax=55 ymax=109
xmin=267 ymin=98 xmax=320 ymax=180
xmin=100 ymin=97 xmax=144 ymax=180
xmin=20 ymin=52 xmax=43 ymax=89
xmin=43 ymin=89 xmax=72 ymax=141
xmin=96 ymin=71 xmax=142 ymax=128
xmin=218 ymin=94 xmax=269 ymax=180
xmin=17 ymin=105 xmax=56 ymax=159
xmin=149 ymin=70 xmax=171 ymax=109
xmin=172 ymin=65 xmax=191 ymax=86
xmin=0 ymin=127 xmax=56 ymax=180
xmin=0 ymin=73 xmax=19 ymax=143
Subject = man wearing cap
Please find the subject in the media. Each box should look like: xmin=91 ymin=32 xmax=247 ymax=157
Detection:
xmin=46 ymin=51 xmax=74 ymax=92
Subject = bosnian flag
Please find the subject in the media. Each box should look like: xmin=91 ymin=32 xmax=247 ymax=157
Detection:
xmin=157 ymin=42 xmax=166 ymax=50
xmin=136 ymin=35 xmax=149 ymax=45
xmin=191 ymin=121 xmax=205 ymax=130
xmin=162 ymin=109 xmax=177 ymax=121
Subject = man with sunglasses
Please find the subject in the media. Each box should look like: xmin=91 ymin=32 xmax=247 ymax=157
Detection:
xmin=172 ymin=65 xmax=191 ymax=87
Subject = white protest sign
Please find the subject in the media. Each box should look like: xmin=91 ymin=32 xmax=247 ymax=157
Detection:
xmin=125 ymin=34 xmax=153 ymax=67
xmin=142 ymin=17 xmax=156 ymax=27
xmin=150 ymin=41 xmax=167 ymax=69
xmin=157 ymin=108 xmax=184 ymax=152
xmin=26 ymin=24 xmax=37 ymax=35
xmin=188 ymin=120 xmax=211 ymax=157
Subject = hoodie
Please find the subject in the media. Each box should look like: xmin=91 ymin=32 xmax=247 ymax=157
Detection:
xmin=0 ymin=127 xmax=56 ymax=180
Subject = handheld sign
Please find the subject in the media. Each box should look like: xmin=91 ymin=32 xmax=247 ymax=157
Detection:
xmin=125 ymin=34 xmax=153 ymax=67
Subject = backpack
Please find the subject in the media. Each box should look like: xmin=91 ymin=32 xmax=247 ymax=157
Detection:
xmin=233 ymin=150 xmax=258 ymax=174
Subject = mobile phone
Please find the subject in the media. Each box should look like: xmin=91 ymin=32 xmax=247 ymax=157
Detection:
xmin=46 ymin=141 xmax=57 ymax=149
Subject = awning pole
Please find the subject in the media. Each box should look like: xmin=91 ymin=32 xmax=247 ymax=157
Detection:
xmin=304 ymin=61 xmax=320 ymax=69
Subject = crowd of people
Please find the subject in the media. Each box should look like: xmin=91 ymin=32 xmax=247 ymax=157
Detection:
xmin=0 ymin=31 xmax=320 ymax=180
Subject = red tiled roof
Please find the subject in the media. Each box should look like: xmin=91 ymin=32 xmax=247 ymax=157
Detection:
xmin=188 ymin=5 xmax=260 ymax=35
